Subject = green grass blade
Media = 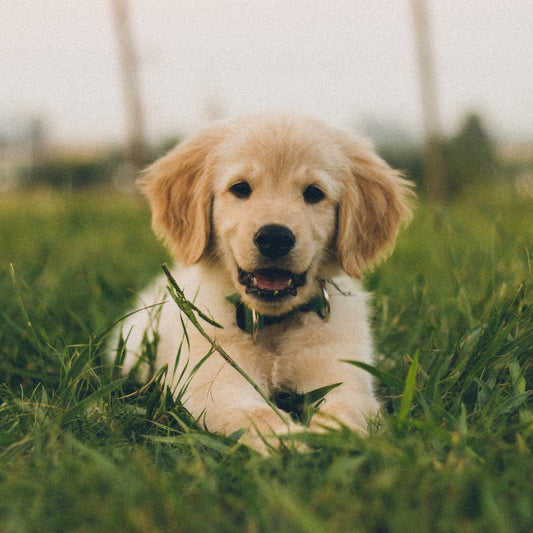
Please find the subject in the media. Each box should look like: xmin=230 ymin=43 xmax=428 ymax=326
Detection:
xmin=9 ymin=263 xmax=44 ymax=356
xmin=342 ymin=359 xmax=405 ymax=392
xmin=61 ymin=377 xmax=126 ymax=425
xmin=398 ymin=350 xmax=420 ymax=422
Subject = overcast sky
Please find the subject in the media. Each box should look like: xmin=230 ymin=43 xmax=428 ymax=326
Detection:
xmin=2 ymin=0 xmax=533 ymax=146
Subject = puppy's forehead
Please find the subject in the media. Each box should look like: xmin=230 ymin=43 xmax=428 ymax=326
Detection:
xmin=215 ymin=119 xmax=339 ymax=178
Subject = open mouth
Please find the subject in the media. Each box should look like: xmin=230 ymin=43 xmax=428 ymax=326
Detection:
xmin=238 ymin=267 xmax=307 ymax=300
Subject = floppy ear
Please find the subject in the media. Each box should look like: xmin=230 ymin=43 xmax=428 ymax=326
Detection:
xmin=336 ymin=134 xmax=414 ymax=278
xmin=138 ymin=126 xmax=227 ymax=265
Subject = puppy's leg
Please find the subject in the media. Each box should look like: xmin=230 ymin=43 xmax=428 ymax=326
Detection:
xmin=282 ymin=324 xmax=380 ymax=436
xmin=307 ymin=386 xmax=380 ymax=435
xmin=183 ymin=347 xmax=303 ymax=453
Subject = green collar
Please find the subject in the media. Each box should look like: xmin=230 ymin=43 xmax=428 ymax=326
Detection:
xmin=226 ymin=280 xmax=330 ymax=341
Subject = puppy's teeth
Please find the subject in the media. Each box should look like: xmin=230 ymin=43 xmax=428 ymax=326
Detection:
xmin=287 ymin=279 xmax=293 ymax=287
xmin=252 ymin=277 xmax=258 ymax=287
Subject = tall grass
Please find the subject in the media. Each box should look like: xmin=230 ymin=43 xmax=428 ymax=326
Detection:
xmin=0 ymin=185 xmax=531 ymax=532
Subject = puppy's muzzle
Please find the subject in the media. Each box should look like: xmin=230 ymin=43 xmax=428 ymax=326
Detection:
xmin=254 ymin=224 xmax=295 ymax=260
xmin=239 ymin=224 xmax=303 ymax=302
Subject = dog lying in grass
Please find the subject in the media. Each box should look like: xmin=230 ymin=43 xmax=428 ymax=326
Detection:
xmin=111 ymin=113 xmax=413 ymax=451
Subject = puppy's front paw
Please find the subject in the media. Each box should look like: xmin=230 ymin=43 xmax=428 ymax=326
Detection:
xmin=308 ymin=402 xmax=376 ymax=436
xmin=238 ymin=406 xmax=305 ymax=454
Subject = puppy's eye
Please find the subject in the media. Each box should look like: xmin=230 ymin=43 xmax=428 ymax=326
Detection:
xmin=303 ymin=185 xmax=325 ymax=204
xmin=229 ymin=182 xmax=252 ymax=199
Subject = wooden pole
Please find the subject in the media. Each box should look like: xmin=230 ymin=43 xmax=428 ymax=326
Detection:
xmin=411 ymin=0 xmax=448 ymax=201
xmin=111 ymin=0 xmax=148 ymax=174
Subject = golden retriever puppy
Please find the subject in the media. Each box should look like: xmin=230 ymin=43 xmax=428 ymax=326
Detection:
xmin=112 ymin=113 xmax=412 ymax=451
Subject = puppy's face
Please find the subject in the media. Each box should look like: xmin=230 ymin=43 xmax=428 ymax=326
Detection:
xmin=211 ymin=124 xmax=344 ymax=314
xmin=140 ymin=113 xmax=413 ymax=317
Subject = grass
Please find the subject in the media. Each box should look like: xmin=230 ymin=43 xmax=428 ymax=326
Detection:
xmin=0 ymin=184 xmax=532 ymax=532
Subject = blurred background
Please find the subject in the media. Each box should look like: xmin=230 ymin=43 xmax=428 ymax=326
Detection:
xmin=2 ymin=0 xmax=532 ymax=200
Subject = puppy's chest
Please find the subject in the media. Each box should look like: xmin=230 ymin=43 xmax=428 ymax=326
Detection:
xmin=259 ymin=350 xmax=293 ymax=392
xmin=253 ymin=314 xmax=318 ymax=390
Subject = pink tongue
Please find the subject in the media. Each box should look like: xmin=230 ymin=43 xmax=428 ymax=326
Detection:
xmin=254 ymin=272 xmax=291 ymax=291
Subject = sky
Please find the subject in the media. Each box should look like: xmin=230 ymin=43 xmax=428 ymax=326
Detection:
xmin=2 ymin=0 xmax=533 ymax=147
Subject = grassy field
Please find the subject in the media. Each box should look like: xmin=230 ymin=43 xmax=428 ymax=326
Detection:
xmin=1 ymin=184 xmax=532 ymax=532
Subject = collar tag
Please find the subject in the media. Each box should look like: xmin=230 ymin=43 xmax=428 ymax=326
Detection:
xmin=320 ymin=280 xmax=331 ymax=321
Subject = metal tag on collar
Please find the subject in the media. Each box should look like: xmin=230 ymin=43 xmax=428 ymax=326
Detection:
xmin=320 ymin=279 xmax=331 ymax=321
xmin=251 ymin=308 xmax=260 ymax=342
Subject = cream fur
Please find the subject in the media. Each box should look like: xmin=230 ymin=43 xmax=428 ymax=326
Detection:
xmin=111 ymin=113 xmax=413 ymax=452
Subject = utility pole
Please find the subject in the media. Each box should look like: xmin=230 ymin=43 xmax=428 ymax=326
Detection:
xmin=111 ymin=0 xmax=148 ymax=176
xmin=411 ymin=0 xmax=448 ymax=201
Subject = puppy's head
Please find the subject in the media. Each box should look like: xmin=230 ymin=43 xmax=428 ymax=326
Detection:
xmin=140 ymin=113 xmax=413 ymax=316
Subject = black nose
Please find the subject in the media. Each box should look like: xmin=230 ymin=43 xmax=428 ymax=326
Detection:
xmin=254 ymin=224 xmax=295 ymax=260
